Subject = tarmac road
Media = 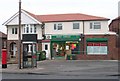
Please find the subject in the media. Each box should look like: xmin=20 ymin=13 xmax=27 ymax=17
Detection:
xmin=1 ymin=60 xmax=120 ymax=80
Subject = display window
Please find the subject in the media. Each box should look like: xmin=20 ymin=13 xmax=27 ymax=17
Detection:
xmin=51 ymin=41 xmax=80 ymax=58
xmin=87 ymin=42 xmax=108 ymax=55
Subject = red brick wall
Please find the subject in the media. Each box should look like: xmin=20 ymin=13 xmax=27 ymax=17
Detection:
xmin=77 ymin=35 xmax=118 ymax=60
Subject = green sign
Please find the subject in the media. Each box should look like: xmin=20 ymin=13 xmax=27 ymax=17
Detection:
xmin=86 ymin=38 xmax=108 ymax=42
xmin=51 ymin=35 xmax=80 ymax=41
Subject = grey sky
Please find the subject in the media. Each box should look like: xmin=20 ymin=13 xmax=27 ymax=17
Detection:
xmin=0 ymin=0 xmax=119 ymax=33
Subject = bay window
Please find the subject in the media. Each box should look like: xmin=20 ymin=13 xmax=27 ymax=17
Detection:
xmin=23 ymin=24 xmax=37 ymax=34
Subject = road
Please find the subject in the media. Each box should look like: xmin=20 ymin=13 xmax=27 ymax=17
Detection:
xmin=1 ymin=60 xmax=120 ymax=79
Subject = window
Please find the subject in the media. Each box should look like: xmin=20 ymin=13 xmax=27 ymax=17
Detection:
xmin=23 ymin=24 xmax=37 ymax=34
xmin=73 ymin=23 xmax=79 ymax=29
xmin=54 ymin=23 xmax=63 ymax=30
xmin=34 ymin=25 xmax=37 ymax=33
xmin=30 ymin=27 xmax=32 ymax=33
xmin=26 ymin=26 xmax=29 ymax=33
xmin=12 ymin=28 xmax=17 ymax=34
xmin=54 ymin=24 xmax=57 ymax=30
xmin=45 ymin=44 xmax=48 ymax=50
xmin=15 ymin=28 xmax=17 ymax=34
xmin=87 ymin=42 xmax=107 ymax=55
xmin=12 ymin=28 xmax=14 ymax=34
xmin=90 ymin=22 xmax=101 ymax=29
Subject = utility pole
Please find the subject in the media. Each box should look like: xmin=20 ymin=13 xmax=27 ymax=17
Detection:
xmin=18 ymin=0 xmax=22 ymax=69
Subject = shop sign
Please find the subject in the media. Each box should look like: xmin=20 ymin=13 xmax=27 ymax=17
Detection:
xmin=52 ymin=35 xmax=80 ymax=40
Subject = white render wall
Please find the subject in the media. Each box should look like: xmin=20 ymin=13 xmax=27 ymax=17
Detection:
xmin=7 ymin=25 xmax=19 ymax=40
xmin=7 ymin=25 xmax=42 ymax=40
xmin=84 ymin=21 xmax=109 ymax=34
xmin=45 ymin=21 xmax=109 ymax=35
xmin=45 ymin=21 xmax=83 ymax=35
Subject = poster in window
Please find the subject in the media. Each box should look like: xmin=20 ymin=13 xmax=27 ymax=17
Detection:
xmin=87 ymin=46 xmax=93 ymax=54
xmin=100 ymin=46 xmax=107 ymax=54
xmin=66 ymin=45 xmax=69 ymax=50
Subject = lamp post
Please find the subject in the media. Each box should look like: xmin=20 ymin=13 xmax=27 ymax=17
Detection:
xmin=18 ymin=0 xmax=22 ymax=69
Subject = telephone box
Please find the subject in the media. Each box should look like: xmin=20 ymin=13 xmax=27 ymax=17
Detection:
xmin=2 ymin=49 xmax=7 ymax=68
xmin=22 ymin=42 xmax=37 ymax=68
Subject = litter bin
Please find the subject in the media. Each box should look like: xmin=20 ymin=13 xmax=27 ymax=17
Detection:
xmin=36 ymin=52 xmax=41 ymax=61
xmin=41 ymin=51 xmax=46 ymax=60
xmin=67 ymin=54 xmax=76 ymax=60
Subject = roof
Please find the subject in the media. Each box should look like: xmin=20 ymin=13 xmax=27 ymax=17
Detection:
xmin=23 ymin=9 xmax=109 ymax=22
xmin=109 ymin=16 xmax=120 ymax=27
xmin=114 ymin=16 xmax=120 ymax=20
xmin=0 ymin=31 xmax=7 ymax=38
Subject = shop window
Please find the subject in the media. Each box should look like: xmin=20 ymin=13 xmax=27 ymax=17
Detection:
xmin=87 ymin=42 xmax=107 ymax=55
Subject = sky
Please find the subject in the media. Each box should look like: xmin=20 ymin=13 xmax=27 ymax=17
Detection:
xmin=0 ymin=0 xmax=119 ymax=34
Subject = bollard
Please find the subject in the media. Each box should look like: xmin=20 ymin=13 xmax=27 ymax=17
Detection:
xmin=2 ymin=49 xmax=7 ymax=68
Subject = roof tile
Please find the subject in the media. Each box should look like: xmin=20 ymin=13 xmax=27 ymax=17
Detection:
xmin=22 ymin=9 xmax=109 ymax=22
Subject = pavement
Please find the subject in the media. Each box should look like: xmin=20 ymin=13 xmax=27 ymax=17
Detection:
xmin=1 ymin=60 xmax=119 ymax=74
xmin=1 ymin=61 xmax=45 ymax=74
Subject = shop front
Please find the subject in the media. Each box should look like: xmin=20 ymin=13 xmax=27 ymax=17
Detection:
xmin=50 ymin=35 xmax=81 ymax=59
xmin=86 ymin=38 xmax=108 ymax=55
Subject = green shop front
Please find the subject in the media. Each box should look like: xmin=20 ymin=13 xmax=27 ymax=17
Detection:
xmin=50 ymin=35 xmax=81 ymax=59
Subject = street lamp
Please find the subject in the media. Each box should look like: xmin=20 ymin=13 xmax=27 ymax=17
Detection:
xmin=18 ymin=0 xmax=22 ymax=69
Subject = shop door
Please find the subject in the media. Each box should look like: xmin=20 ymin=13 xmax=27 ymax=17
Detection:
xmin=52 ymin=42 xmax=65 ymax=59
xmin=42 ymin=43 xmax=50 ymax=59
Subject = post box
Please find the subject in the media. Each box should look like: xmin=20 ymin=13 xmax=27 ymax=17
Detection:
xmin=2 ymin=49 xmax=7 ymax=68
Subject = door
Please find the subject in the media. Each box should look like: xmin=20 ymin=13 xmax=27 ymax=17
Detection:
xmin=23 ymin=42 xmax=37 ymax=68
xmin=42 ymin=43 xmax=50 ymax=59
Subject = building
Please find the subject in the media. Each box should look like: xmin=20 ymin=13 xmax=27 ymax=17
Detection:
xmin=118 ymin=1 xmax=120 ymax=16
xmin=3 ymin=10 xmax=118 ymax=63
xmin=0 ymin=31 xmax=7 ymax=49
xmin=109 ymin=17 xmax=120 ymax=60
xmin=0 ymin=31 xmax=7 ymax=58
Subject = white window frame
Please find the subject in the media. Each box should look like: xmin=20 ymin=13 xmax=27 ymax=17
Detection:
xmin=12 ymin=28 xmax=17 ymax=34
xmin=73 ymin=23 xmax=79 ymax=29
xmin=90 ymin=22 xmax=101 ymax=29
xmin=54 ymin=23 xmax=63 ymax=30
xmin=23 ymin=24 xmax=37 ymax=34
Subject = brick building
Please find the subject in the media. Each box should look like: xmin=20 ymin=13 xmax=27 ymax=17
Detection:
xmin=0 ymin=31 xmax=7 ymax=58
xmin=109 ymin=17 xmax=120 ymax=60
xmin=3 ymin=10 xmax=119 ymax=63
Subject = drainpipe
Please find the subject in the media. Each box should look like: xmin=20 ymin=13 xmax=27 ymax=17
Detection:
xmin=82 ymin=21 xmax=85 ymax=54
xmin=118 ymin=18 xmax=120 ymax=60
xmin=41 ymin=23 xmax=45 ymax=39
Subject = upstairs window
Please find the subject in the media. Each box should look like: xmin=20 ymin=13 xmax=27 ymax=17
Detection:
xmin=90 ymin=22 xmax=101 ymax=29
xmin=73 ymin=23 xmax=79 ymax=29
xmin=12 ymin=28 xmax=17 ymax=34
xmin=23 ymin=24 xmax=37 ymax=34
xmin=54 ymin=23 xmax=63 ymax=30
